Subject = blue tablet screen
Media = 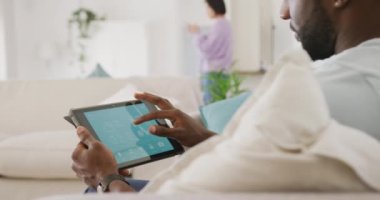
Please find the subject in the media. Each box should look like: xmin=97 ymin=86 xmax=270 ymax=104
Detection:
xmin=84 ymin=103 xmax=174 ymax=165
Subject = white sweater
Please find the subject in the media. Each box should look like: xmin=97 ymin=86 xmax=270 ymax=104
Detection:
xmin=142 ymin=49 xmax=380 ymax=193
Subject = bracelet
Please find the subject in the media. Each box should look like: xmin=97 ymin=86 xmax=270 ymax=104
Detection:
xmin=97 ymin=174 xmax=130 ymax=193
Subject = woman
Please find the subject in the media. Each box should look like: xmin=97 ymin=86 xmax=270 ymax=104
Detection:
xmin=188 ymin=0 xmax=233 ymax=105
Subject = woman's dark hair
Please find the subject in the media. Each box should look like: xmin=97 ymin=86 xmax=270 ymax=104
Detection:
xmin=205 ymin=0 xmax=227 ymax=15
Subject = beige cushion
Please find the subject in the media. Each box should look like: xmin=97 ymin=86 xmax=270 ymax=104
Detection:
xmin=141 ymin=49 xmax=380 ymax=193
xmin=100 ymin=84 xmax=138 ymax=104
xmin=0 ymin=77 xmax=201 ymax=134
xmin=36 ymin=193 xmax=380 ymax=200
xmin=0 ymin=79 xmax=128 ymax=134
xmin=0 ymin=133 xmax=13 ymax=142
xmin=0 ymin=130 xmax=77 ymax=179
xmin=0 ymin=77 xmax=201 ymax=179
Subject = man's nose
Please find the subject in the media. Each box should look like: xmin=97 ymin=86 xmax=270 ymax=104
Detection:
xmin=280 ymin=0 xmax=290 ymax=20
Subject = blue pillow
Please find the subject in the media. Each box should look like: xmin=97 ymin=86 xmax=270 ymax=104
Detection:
xmin=87 ymin=64 xmax=111 ymax=78
xmin=200 ymin=92 xmax=251 ymax=134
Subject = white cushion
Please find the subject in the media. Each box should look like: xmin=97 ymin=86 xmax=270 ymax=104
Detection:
xmin=0 ymin=133 xmax=13 ymax=142
xmin=141 ymin=49 xmax=380 ymax=193
xmin=0 ymin=130 xmax=77 ymax=179
xmin=100 ymin=84 xmax=138 ymax=104
xmin=99 ymin=83 xmax=180 ymax=108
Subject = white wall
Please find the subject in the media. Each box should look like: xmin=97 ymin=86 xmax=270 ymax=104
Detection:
xmin=1 ymin=0 xmax=299 ymax=80
xmin=9 ymin=0 xmax=79 ymax=79
xmin=88 ymin=21 xmax=150 ymax=78
xmin=0 ymin=0 xmax=7 ymax=80
xmin=3 ymin=0 xmax=186 ymax=80
xmin=230 ymin=0 xmax=263 ymax=72
xmin=271 ymin=0 xmax=299 ymax=61
xmin=177 ymin=0 xmax=213 ymax=77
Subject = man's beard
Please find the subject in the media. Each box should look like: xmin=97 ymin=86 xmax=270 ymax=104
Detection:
xmin=298 ymin=3 xmax=337 ymax=61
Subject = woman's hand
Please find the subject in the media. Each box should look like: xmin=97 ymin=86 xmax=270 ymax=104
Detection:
xmin=188 ymin=24 xmax=200 ymax=34
xmin=134 ymin=92 xmax=216 ymax=147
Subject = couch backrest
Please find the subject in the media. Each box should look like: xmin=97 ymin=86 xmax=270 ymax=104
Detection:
xmin=0 ymin=79 xmax=127 ymax=133
xmin=0 ymin=77 xmax=201 ymax=134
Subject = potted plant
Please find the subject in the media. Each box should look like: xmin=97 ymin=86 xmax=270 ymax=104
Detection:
xmin=68 ymin=8 xmax=106 ymax=73
xmin=203 ymin=70 xmax=247 ymax=104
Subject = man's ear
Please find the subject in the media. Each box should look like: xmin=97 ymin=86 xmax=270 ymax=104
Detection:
xmin=333 ymin=0 xmax=350 ymax=8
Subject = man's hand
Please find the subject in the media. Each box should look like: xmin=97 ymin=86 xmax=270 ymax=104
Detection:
xmin=134 ymin=92 xmax=216 ymax=147
xmin=71 ymin=127 xmax=134 ymax=192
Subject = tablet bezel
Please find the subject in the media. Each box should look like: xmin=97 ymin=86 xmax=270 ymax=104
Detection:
xmin=69 ymin=100 xmax=184 ymax=169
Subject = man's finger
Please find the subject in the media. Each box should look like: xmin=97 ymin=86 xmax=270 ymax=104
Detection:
xmin=71 ymin=163 xmax=81 ymax=176
xmin=71 ymin=163 xmax=94 ymax=178
xmin=118 ymin=169 xmax=132 ymax=177
xmin=77 ymin=126 xmax=96 ymax=147
xmin=134 ymin=92 xmax=175 ymax=110
xmin=149 ymin=125 xmax=183 ymax=139
xmin=71 ymin=142 xmax=86 ymax=162
xmin=72 ymin=163 xmax=97 ymax=187
xmin=134 ymin=109 xmax=178 ymax=125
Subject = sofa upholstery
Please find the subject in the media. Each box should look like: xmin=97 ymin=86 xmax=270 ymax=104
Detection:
xmin=38 ymin=193 xmax=380 ymax=200
xmin=1 ymin=76 xmax=379 ymax=200
xmin=0 ymin=77 xmax=201 ymax=134
xmin=0 ymin=77 xmax=202 ymax=200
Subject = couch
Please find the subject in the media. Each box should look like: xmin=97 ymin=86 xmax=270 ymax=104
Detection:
xmin=0 ymin=77 xmax=202 ymax=200
xmin=1 ymin=76 xmax=379 ymax=200
xmin=37 ymin=193 xmax=380 ymax=200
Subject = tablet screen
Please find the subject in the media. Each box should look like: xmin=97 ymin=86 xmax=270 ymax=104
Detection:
xmin=83 ymin=103 xmax=175 ymax=166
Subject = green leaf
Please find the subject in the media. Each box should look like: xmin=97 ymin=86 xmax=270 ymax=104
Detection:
xmin=203 ymin=70 xmax=246 ymax=104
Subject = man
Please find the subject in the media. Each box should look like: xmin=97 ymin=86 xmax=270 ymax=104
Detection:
xmin=281 ymin=0 xmax=380 ymax=139
xmin=71 ymin=0 xmax=380 ymax=193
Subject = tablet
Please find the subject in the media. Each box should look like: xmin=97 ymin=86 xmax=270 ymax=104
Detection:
xmin=65 ymin=100 xmax=184 ymax=169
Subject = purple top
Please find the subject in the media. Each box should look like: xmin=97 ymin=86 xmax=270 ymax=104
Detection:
xmin=195 ymin=18 xmax=233 ymax=73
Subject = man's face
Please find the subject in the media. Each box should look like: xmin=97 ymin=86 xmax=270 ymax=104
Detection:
xmin=281 ymin=0 xmax=337 ymax=61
